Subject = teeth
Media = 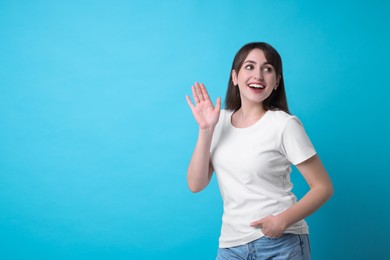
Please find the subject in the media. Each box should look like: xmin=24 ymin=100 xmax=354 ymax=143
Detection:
xmin=249 ymin=84 xmax=264 ymax=89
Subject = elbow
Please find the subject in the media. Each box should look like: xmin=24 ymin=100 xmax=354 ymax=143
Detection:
xmin=187 ymin=170 xmax=209 ymax=193
xmin=189 ymin=187 xmax=201 ymax=193
xmin=320 ymin=182 xmax=334 ymax=202
xmin=188 ymin=183 xmax=204 ymax=193
xmin=311 ymin=182 xmax=334 ymax=202
xmin=327 ymin=183 xmax=334 ymax=200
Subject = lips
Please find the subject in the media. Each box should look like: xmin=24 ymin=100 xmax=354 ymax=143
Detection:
xmin=248 ymin=83 xmax=265 ymax=89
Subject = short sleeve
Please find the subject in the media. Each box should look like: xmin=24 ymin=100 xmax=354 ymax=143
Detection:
xmin=280 ymin=117 xmax=317 ymax=165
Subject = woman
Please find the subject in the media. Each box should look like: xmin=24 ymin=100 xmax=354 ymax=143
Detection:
xmin=186 ymin=42 xmax=333 ymax=259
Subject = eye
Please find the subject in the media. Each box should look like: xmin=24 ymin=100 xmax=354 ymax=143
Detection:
xmin=262 ymin=66 xmax=273 ymax=73
xmin=244 ymin=64 xmax=254 ymax=70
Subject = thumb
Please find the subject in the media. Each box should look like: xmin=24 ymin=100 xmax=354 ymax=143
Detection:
xmin=215 ymin=97 xmax=221 ymax=111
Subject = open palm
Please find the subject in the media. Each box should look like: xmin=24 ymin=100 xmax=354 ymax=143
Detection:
xmin=186 ymin=82 xmax=221 ymax=130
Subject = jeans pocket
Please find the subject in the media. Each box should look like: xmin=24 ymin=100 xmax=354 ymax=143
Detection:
xmin=263 ymin=233 xmax=288 ymax=240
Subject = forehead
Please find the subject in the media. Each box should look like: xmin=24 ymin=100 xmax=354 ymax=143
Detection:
xmin=244 ymin=48 xmax=267 ymax=63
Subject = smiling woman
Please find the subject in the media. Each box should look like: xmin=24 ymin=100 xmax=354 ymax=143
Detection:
xmin=186 ymin=42 xmax=334 ymax=260
xmin=1 ymin=0 xmax=388 ymax=258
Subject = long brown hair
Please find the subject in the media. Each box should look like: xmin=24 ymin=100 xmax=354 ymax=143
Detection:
xmin=225 ymin=42 xmax=290 ymax=114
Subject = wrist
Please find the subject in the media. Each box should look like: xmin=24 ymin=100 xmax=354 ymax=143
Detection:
xmin=275 ymin=213 xmax=290 ymax=231
xmin=199 ymin=126 xmax=215 ymax=134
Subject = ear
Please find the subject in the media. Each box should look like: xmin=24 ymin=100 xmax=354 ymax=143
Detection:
xmin=231 ymin=70 xmax=238 ymax=86
xmin=275 ymin=75 xmax=281 ymax=90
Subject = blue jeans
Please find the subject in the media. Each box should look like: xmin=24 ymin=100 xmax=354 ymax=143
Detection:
xmin=216 ymin=234 xmax=310 ymax=260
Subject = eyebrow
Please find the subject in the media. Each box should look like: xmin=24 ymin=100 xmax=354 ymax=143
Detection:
xmin=243 ymin=60 xmax=272 ymax=66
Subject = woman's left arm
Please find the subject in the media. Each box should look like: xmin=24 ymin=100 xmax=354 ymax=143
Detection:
xmin=250 ymin=154 xmax=334 ymax=237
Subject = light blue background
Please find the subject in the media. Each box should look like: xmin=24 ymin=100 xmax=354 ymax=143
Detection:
xmin=1 ymin=0 xmax=389 ymax=259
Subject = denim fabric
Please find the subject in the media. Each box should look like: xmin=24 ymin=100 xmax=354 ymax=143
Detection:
xmin=216 ymin=234 xmax=310 ymax=260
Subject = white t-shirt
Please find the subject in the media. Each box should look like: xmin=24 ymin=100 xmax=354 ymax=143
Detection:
xmin=210 ymin=109 xmax=317 ymax=248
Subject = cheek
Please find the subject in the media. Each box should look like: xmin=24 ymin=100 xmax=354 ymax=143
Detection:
xmin=238 ymin=71 xmax=250 ymax=83
xmin=267 ymin=75 xmax=278 ymax=85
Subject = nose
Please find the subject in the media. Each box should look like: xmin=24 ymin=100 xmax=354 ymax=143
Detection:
xmin=253 ymin=69 xmax=263 ymax=80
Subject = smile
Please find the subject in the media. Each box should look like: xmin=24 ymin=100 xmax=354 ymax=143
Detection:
xmin=248 ymin=83 xmax=265 ymax=89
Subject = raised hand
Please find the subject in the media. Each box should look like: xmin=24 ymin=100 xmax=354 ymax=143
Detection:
xmin=186 ymin=82 xmax=221 ymax=130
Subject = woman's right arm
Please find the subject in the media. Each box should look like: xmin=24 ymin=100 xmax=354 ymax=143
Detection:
xmin=186 ymin=82 xmax=221 ymax=193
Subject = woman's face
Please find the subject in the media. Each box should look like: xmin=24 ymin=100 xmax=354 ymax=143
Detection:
xmin=232 ymin=48 xmax=280 ymax=107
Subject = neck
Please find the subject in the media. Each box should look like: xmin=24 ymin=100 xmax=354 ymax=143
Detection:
xmin=237 ymin=103 xmax=266 ymax=120
xmin=232 ymin=103 xmax=267 ymax=128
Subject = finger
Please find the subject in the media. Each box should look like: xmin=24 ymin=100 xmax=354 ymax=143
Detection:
xmin=250 ymin=216 xmax=266 ymax=227
xmin=265 ymin=233 xmax=282 ymax=238
xmin=186 ymin=95 xmax=195 ymax=109
xmin=191 ymin=85 xmax=200 ymax=104
xmin=215 ymin=97 xmax=221 ymax=112
xmin=200 ymin=83 xmax=211 ymax=101
xmin=250 ymin=220 xmax=262 ymax=228
xmin=195 ymin=82 xmax=205 ymax=101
